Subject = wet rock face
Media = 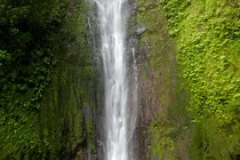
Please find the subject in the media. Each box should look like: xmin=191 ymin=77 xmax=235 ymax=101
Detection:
xmin=136 ymin=24 xmax=146 ymax=36
xmin=40 ymin=39 xmax=99 ymax=160
xmin=39 ymin=0 xmax=99 ymax=159
xmin=135 ymin=0 xmax=177 ymax=123
xmin=134 ymin=0 xmax=180 ymax=160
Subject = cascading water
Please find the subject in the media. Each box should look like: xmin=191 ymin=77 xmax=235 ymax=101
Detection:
xmin=92 ymin=0 xmax=138 ymax=160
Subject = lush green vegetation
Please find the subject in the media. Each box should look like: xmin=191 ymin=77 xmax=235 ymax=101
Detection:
xmin=0 ymin=0 xmax=68 ymax=106
xmin=163 ymin=0 xmax=240 ymax=159
xmin=0 ymin=0 xmax=96 ymax=159
xmin=0 ymin=0 xmax=67 ymax=158
xmin=1 ymin=0 xmax=239 ymax=159
xmin=138 ymin=0 xmax=240 ymax=159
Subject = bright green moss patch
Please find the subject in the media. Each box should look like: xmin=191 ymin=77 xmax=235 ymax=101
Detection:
xmin=168 ymin=0 xmax=240 ymax=159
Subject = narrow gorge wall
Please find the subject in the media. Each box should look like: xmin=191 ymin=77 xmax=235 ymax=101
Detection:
xmin=136 ymin=0 xmax=240 ymax=160
xmin=39 ymin=1 xmax=99 ymax=159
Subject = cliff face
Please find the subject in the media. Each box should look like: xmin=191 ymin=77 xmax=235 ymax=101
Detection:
xmin=39 ymin=1 xmax=99 ymax=159
xmin=39 ymin=0 xmax=240 ymax=159
xmin=1 ymin=0 xmax=239 ymax=159
xmin=136 ymin=1 xmax=189 ymax=159
xmin=136 ymin=0 xmax=240 ymax=160
xmin=0 ymin=0 xmax=99 ymax=159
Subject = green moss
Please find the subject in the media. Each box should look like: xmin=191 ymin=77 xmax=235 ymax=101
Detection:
xmin=147 ymin=119 xmax=177 ymax=160
xmin=137 ymin=1 xmax=183 ymax=159
xmin=170 ymin=3 xmax=240 ymax=158
xmin=39 ymin=0 xmax=97 ymax=158
xmin=0 ymin=0 xmax=97 ymax=159
xmin=138 ymin=0 xmax=240 ymax=159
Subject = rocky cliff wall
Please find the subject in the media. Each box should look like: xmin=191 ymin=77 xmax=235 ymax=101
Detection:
xmin=39 ymin=0 xmax=99 ymax=159
xmin=135 ymin=0 xmax=240 ymax=160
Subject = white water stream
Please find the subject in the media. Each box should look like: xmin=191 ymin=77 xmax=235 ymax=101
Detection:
xmin=93 ymin=0 xmax=138 ymax=160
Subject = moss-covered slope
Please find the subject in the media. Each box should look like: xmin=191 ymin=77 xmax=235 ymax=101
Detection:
xmin=137 ymin=0 xmax=240 ymax=159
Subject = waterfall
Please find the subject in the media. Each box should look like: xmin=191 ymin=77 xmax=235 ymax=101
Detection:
xmin=92 ymin=0 xmax=138 ymax=160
